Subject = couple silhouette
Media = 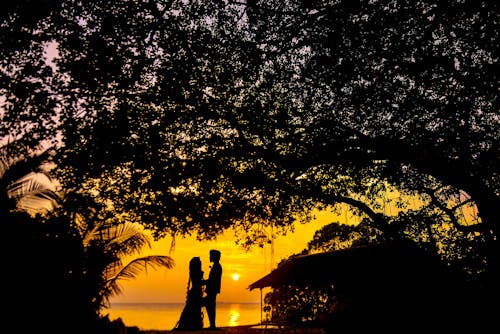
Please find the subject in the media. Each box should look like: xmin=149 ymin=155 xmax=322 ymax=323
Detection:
xmin=173 ymin=249 xmax=223 ymax=331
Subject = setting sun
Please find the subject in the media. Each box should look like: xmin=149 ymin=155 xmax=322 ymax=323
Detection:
xmin=232 ymin=273 xmax=240 ymax=281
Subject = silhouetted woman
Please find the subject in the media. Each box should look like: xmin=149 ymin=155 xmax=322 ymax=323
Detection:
xmin=173 ymin=256 xmax=204 ymax=331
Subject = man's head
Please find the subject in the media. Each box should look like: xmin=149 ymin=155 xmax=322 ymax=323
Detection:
xmin=209 ymin=249 xmax=221 ymax=262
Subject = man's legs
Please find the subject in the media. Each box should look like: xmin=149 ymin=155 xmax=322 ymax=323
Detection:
xmin=205 ymin=294 xmax=217 ymax=329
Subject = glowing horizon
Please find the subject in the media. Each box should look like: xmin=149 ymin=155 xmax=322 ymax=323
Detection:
xmin=108 ymin=209 xmax=343 ymax=305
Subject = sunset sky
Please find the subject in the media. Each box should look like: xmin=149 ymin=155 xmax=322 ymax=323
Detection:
xmin=109 ymin=209 xmax=344 ymax=305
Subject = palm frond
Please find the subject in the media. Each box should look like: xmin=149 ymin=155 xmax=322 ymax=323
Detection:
xmin=8 ymin=173 xmax=51 ymax=197
xmin=103 ymin=255 xmax=175 ymax=302
xmin=17 ymin=190 xmax=60 ymax=212
xmin=1 ymin=150 xmax=57 ymax=213
xmin=105 ymin=223 xmax=153 ymax=255
xmin=82 ymin=217 xmax=102 ymax=247
xmin=0 ymin=149 xmax=54 ymax=185
xmin=9 ymin=174 xmax=60 ymax=212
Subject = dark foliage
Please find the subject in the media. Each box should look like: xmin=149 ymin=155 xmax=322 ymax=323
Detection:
xmin=2 ymin=0 xmax=498 ymax=330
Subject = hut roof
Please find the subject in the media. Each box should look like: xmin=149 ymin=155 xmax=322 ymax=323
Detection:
xmin=248 ymin=241 xmax=448 ymax=293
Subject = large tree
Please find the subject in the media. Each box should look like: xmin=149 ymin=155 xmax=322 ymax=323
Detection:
xmin=238 ymin=0 xmax=499 ymax=299
xmin=2 ymin=0 xmax=498 ymax=326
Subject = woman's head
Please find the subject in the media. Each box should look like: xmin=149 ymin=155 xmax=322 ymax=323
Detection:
xmin=189 ymin=256 xmax=202 ymax=272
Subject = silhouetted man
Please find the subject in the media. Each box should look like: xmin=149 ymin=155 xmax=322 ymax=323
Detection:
xmin=203 ymin=249 xmax=222 ymax=330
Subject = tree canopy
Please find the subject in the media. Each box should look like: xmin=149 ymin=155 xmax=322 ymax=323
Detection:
xmin=2 ymin=0 xmax=498 ymax=301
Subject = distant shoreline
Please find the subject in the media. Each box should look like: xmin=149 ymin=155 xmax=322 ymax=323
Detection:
xmin=106 ymin=301 xmax=263 ymax=331
xmin=110 ymin=301 xmax=260 ymax=305
xmin=138 ymin=324 xmax=323 ymax=334
xmin=139 ymin=325 xmax=258 ymax=334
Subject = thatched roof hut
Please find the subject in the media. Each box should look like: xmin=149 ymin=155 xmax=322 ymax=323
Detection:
xmin=248 ymin=241 xmax=470 ymax=334
xmin=249 ymin=241 xmax=449 ymax=292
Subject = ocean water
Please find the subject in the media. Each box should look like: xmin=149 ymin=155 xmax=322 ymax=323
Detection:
xmin=106 ymin=302 xmax=263 ymax=331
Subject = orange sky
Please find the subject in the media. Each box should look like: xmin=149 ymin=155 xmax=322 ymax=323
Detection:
xmin=109 ymin=209 xmax=345 ymax=305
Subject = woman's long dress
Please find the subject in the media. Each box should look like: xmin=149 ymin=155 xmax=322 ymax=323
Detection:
xmin=173 ymin=269 xmax=204 ymax=330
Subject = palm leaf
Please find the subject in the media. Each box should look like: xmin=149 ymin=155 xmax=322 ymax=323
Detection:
xmin=1 ymin=150 xmax=57 ymax=213
xmin=0 ymin=149 xmax=54 ymax=185
xmin=106 ymin=223 xmax=153 ymax=256
xmin=9 ymin=173 xmax=59 ymax=212
xmin=103 ymin=255 xmax=175 ymax=303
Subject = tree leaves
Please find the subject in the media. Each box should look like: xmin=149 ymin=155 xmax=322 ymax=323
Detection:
xmin=3 ymin=0 xmax=498 ymax=247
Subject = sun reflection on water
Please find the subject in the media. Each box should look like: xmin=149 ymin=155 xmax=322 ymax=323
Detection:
xmin=107 ymin=302 xmax=261 ymax=330
xmin=227 ymin=305 xmax=241 ymax=327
